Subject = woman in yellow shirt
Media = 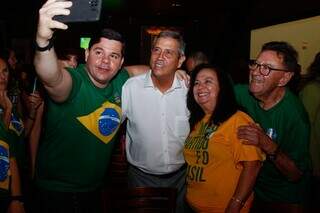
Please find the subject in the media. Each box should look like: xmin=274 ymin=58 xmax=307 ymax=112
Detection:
xmin=184 ymin=64 xmax=264 ymax=213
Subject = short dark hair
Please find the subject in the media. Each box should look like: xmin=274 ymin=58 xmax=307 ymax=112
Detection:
xmin=153 ymin=30 xmax=186 ymax=56
xmin=261 ymin=41 xmax=301 ymax=93
xmin=56 ymin=47 xmax=79 ymax=60
xmin=187 ymin=64 xmax=238 ymax=130
xmin=261 ymin=41 xmax=300 ymax=74
xmin=88 ymin=28 xmax=125 ymax=56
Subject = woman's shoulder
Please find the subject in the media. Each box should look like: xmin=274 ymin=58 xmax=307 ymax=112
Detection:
xmin=229 ymin=110 xmax=253 ymax=123
xmin=219 ymin=111 xmax=253 ymax=130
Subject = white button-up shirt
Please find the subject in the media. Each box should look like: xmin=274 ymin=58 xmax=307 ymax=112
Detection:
xmin=122 ymin=70 xmax=190 ymax=175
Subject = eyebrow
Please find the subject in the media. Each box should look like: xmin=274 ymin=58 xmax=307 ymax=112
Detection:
xmin=256 ymin=61 xmax=278 ymax=67
xmin=93 ymin=47 xmax=121 ymax=57
xmin=93 ymin=47 xmax=103 ymax=51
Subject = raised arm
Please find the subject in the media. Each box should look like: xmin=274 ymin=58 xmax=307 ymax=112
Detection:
xmin=0 ymin=90 xmax=12 ymax=128
xmin=124 ymin=65 xmax=150 ymax=76
xmin=29 ymin=101 xmax=44 ymax=178
xmin=34 ymin=0 xmax=73 ymax=102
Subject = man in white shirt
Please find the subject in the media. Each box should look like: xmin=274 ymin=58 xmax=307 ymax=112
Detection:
xmin=122 ymin=30 xmax=190 ymax=213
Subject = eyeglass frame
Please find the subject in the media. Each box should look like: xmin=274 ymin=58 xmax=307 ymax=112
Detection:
xmin=248 ymin=60 xmax=292 ymax=76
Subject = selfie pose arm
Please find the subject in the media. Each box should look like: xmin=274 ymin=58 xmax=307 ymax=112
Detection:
xmin=34 ymin=0 xmax=73 ymax=102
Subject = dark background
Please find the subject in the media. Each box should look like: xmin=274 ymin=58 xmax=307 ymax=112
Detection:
xmin=1 ymin=0 xmax=319 ymax=83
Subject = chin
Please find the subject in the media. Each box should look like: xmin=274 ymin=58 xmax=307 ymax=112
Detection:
xmin=249 ymin=83 xmax=261 ymax=93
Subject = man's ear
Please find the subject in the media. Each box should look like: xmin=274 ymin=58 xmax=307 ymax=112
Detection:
xmin=85 ymin=49 xmax=89 ymax=62
xmin=278 ymin=72 xmax=294 ymax=86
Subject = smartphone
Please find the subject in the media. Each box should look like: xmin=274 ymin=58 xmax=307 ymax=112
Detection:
xmin=53 ymin=0 xmax=102 ymax=23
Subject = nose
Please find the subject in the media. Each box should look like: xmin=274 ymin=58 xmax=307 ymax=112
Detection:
xmin=70 ymin=61 xmax=77 ymax=68
xmin=156 ymin=50 xmax=165 ymax=59
xmin=101 ymin=55 xmax=110 ymax=63
xmin=196 ymin=82 xmax=205 ymax=90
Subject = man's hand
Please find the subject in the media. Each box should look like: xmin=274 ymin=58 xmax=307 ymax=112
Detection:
xmin=176 ymin=69 xmax=190 ymax=87
xmin=237 ymin=123 xmax=277 ymax=155
xmin=36 ymin=0 xmax=72 ymax=45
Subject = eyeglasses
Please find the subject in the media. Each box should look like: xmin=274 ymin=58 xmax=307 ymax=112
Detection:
xmin=248 ymin=60 xmax=291 ymax=76
xmin=151 ymin=47 xmax=180 ymax=59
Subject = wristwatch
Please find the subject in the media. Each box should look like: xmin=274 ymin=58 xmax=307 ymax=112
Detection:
xmin=34 ymin=39 xmax=53 ymax=52
xmin=267 ymin=146 xmax=280 ymax=161
xmin=11 ymin=195 xmax=24 ymax=204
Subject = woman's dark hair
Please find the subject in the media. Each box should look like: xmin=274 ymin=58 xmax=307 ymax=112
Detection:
xmin=88 ymin=28 xmax=126 ymax=56
xmin=298 ymin=51 xmax=320 ymax=91
xmin=187 ymin=63 xmax=238 ymax=130
xmin=305 ymin=52 xmax=320 ymax=81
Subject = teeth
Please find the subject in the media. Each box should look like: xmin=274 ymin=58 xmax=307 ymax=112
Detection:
xmin=99 ymin=65 xmax=109 ymax=69
xmin=251 ymin=77 xmax=263 ymax=83
xmin=198 ymin=92 xmax=208 ymax=97
xmin=155 ymin=60 xmax=164 ymax=67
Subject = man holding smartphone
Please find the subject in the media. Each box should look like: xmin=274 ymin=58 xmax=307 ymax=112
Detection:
xmin=33 ymin=0 xmax=140 ymax=212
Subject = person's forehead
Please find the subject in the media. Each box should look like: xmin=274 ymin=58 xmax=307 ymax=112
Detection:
xmin=155 ymin=37 xmax=179 ymax=47
xmin=197 ymin=68 xmax=216 ymax=77
xmin=93 ymin=38 xmax=123 ymax=51
xmin=67 ymin=54 xmax=78 ymax=59
xmin=257 ymin=50 xmax=284 ymax=65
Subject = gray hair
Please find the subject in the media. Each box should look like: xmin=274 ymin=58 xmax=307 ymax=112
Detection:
xmin=154 ymin=30 xmax=186 ymax=56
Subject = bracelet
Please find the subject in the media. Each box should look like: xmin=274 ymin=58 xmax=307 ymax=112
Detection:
xmin=230 ymin=196 xmax=245 ymax=206
xmin=35 ymin=39 xmax=54 ymax=52
xmin=11 ymin=195 xmax=24 ymax=203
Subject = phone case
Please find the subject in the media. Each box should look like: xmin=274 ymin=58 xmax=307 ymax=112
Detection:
xmin=53 ymin=0 xmax=102 ymax=23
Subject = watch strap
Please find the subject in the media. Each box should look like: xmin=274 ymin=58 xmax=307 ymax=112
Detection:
xmin=35 ymin=39 xmax=54 ymax=52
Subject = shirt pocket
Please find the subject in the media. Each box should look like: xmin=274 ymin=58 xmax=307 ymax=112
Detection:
xmin=174 ymin=116 xmax=190 ymax=139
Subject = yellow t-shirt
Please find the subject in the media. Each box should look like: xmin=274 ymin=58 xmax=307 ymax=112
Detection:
xmin=184 ymin=111 xmax=265 ymax=213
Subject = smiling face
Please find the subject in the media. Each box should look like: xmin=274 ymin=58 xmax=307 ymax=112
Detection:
xmin=193 ymin=68 xmax=220 ymax=115
xmin=85 ymin=37 xmax=124 ymax=88
xmin=0 ymin=58 xmax=9 ymax=91
xmin=150 ymin=37 xmax=185 ymax=80
xmin=249 ymin=50 xmax=293 ymax=101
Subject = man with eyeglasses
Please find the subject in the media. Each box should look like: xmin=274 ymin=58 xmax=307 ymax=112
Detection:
xmin=122 ymin=30 xmax=189 ymax=213
xmin=235 ymin=41 xmax=310 ymax=212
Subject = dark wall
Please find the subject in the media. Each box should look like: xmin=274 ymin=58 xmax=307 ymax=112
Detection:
xmin=1 ymin=0 xmax=319 ymax=83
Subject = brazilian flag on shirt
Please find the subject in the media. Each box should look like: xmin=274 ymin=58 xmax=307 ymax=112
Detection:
xmin=77 ymin=101 xmax=122 ymax=144
xmin=0 ymin=140 xmax=10 ymax=191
